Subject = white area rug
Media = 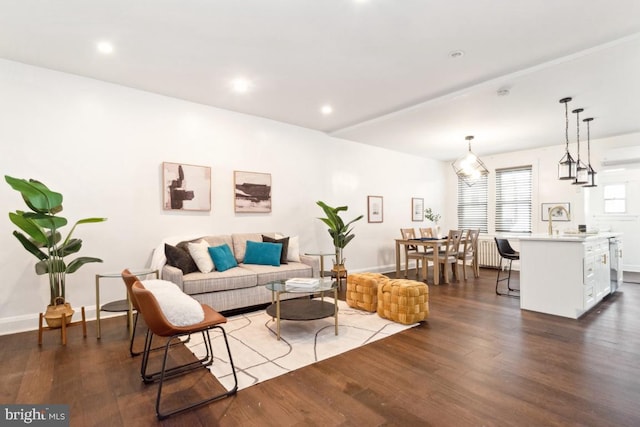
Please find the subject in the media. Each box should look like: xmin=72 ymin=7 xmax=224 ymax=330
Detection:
xmin=184 ymin=299 xmax=417 ymax=391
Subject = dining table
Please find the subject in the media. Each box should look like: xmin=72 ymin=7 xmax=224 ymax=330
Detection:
xmin=395 ymin=237 xmax=450 ymax=285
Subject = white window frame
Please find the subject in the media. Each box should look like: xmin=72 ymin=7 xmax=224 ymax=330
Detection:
xmin=495 ymin=166 xmax=532 ymax=233
xmin=603 ymin=183 xmax=626 ymax=214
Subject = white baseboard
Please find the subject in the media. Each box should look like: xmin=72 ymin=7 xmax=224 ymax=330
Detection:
xmin=0 ymin=306 xmax=126 ymax=337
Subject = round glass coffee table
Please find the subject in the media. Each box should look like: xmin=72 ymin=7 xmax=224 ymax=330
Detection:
xmin=265 ymin=278 xmax=338 ymax=340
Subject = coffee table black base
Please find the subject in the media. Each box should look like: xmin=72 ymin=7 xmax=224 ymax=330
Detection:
xmin=266 ymin=299 xmax=335 ymax=320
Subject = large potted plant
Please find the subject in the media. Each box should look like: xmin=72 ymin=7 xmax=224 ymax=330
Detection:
xmin=316 ymin=201 xmax=363 ymax=274
xmin=5 ymin=175 xmax=107 ymax=328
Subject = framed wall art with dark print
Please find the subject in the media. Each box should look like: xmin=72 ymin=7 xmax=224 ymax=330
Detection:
xmin=162 ymin=162 xmax=211 ymax=211
xmin=234 ymin=170 xmax=272 ymax=213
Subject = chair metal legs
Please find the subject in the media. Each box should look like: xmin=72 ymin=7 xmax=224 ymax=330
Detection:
xmin=140 ymin=325 xmax=238 ymax=420
xmin=496 ymin=257 xmax=520 ymax=298
xmin=130 ymin=312 xmax=186 ymax=357
xmin=140 ymin=331 xmax=209 ymax=383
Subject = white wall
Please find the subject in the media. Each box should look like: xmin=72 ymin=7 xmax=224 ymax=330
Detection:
xmin=0 ymin=59 xmax=447 ymax=334
xmin=586 ymin=134 xmax=640 ymax=271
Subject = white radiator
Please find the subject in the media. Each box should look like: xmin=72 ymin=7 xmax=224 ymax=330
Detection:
xmin=478 ymin=238 xmax=502 ymax=269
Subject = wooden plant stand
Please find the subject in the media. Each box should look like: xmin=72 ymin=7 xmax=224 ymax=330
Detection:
xmin=38 ymin=306 xmax=87 ymax=345
xmin=331 ymin=265 xmax=348 ymax=289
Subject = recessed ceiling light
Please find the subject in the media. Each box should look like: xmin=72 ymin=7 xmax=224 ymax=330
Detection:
xmin=96 ymin=41 xmax=114 ymax=54
xmin=321 ymin=105 xmax=333 ymax=115
xmin=449 ymin=50 xmax=464 ymax=59
xmin=231 ymin=77 xmax=252 ymax=93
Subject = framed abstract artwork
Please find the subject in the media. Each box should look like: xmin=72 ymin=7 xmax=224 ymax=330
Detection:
xmin=234 ymin=171 xmax=272 ymax=213
xmin=367 ymin=195 xmax=383 ymax=223
xmin=412 ymin=198 xmax=424 ymax=222
xmin=162 ymin=162 xmax=211 ymax=211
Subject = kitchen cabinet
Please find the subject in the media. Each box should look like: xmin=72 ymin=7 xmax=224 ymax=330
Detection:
xmin=518 ymin=233 xmax=620 ymax=319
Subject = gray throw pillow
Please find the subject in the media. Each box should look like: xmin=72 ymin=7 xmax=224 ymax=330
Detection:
xmin=165 ymin=243 xmax=199 ymax=274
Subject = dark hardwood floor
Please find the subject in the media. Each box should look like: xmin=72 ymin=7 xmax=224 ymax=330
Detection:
xmin=2 ymin=268 xmax=639 ymax=426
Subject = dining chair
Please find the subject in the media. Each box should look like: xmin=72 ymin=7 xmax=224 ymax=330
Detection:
xmin=419 ymin=227 xmax=434 ymax=238
xmin=400 ymin=228 xmax=429 ymax=280
xmin=418 ymin=228 xmax=435 ymax=255
xmin=427 ymin=229 xmax=462 ymax=283
xmin=457 ymin=229 xmax=480 ymax=280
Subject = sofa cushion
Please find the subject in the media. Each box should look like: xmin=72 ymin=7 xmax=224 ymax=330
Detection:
xmin=176 ymin=238 xmax=201 ymax=253
xmin=201 ymin=235 xmax=233 ymax=250
xmin=244 ymin=240 xmax=282 ymax=266
xmin=208 ymin=244 xmax=238 ymax=272
xmin=276 ymin=233 xmax=300 ymax=262
xmin=240 ymin=261 xmax=313 ymax=285
xmin=188 ymin=240 xmax=215 ymax=273
xmin=164 ymin=243 xmax=199 ymax=274
xmin=181 ymin=266 xmax=259 ymax=295
xmin=262 ymin=235 xmax=289 ymax=264
xmin=232 ymin=233 xmax=266 ymax=263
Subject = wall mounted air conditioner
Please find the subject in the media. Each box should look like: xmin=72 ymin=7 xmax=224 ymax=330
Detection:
xmin=601 ymin=146 xmax=640 ymax=167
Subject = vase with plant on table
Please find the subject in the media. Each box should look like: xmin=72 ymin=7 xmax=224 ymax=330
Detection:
xmin=316 ymin=201 xmax=363 ymax=283
xmin=424 ymin=208 xmax=442 ymax=238
xmin=5 ymin=175 xmax=107 ymax=329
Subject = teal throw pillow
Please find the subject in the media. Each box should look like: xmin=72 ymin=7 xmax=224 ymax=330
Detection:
xmin=243 ymin=240 xmax=282 ymax=266
xmin=207 ymin=244 xmax=238 ymax=272
xmin=262 ymin=235 xmax=289 ymax=264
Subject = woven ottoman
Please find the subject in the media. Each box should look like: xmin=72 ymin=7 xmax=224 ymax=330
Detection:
xmin=377 ymin=279 xmax=429 ymax=324
xmin=346 ymin=273 xmax=389 ymax=312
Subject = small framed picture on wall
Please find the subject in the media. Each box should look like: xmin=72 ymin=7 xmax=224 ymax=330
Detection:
xmin=368 ymin=196 xmax=383 ymax=223
xmin=541 ymin=202 xmax=570 ymax=221
xmin=412 ymin=198 xmax=424 ymax=222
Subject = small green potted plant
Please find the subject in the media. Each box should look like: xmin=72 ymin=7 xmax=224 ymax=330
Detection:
xmin=5 ymin=175 xmax=107 ymax=328
xmin=424 ymin=207 xmax=442 ymax=237
xmin=316 ymin=201 xmax=363 ymax=273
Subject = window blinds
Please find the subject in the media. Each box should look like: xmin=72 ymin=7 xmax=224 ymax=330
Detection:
xmin=495 ymin=166 xmax=532 ymax=233
xmin=457 ymin=174 xmax=488 ymax=233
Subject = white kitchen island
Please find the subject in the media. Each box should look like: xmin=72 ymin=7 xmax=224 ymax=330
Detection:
xmin=519 ymin=233 xmax=622 ymax=319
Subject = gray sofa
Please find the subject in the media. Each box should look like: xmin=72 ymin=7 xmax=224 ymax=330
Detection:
xmin=160 ymin=233 xmax=318 ymax=312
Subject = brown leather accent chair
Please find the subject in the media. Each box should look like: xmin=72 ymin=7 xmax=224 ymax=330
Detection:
xmin=131 ymin=281 xmax=237 ymax=419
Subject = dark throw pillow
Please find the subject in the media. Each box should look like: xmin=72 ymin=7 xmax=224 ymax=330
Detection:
xmin=262 ymin=235 xmax=289 ymax=264
xmin=164 ymin=243 xmax=199 ymax=274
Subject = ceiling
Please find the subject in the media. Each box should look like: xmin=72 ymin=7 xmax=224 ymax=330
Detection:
xmin=2 ymin=0 xmax=640 ymax=161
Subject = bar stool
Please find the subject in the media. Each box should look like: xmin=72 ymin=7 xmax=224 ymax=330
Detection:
xmin=494 ymin=238 xmax=520 ymax=297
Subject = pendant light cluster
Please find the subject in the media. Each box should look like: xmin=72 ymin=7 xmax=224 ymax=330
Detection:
xmin=451 ymin=135 xmax=489 ymax=186
xmin=557 ymin=97 xmax=597 ymax=187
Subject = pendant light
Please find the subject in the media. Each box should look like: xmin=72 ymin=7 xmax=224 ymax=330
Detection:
xmin=451 ymin=135 xmax=489 ymax=186
xmin=572 ymin=108 xmax=589 ymax=185
xmin=558 ymin=97 xmax=576 ymax=180
xmin=582 ymin=117 xmax=597 ymax=188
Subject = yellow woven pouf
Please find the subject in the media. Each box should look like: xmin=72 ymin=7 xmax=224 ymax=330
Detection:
xmin=346 ymin=273 xmax=388 ymax=312
xmin=377 ymin=279 xmax=429 ymax=324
